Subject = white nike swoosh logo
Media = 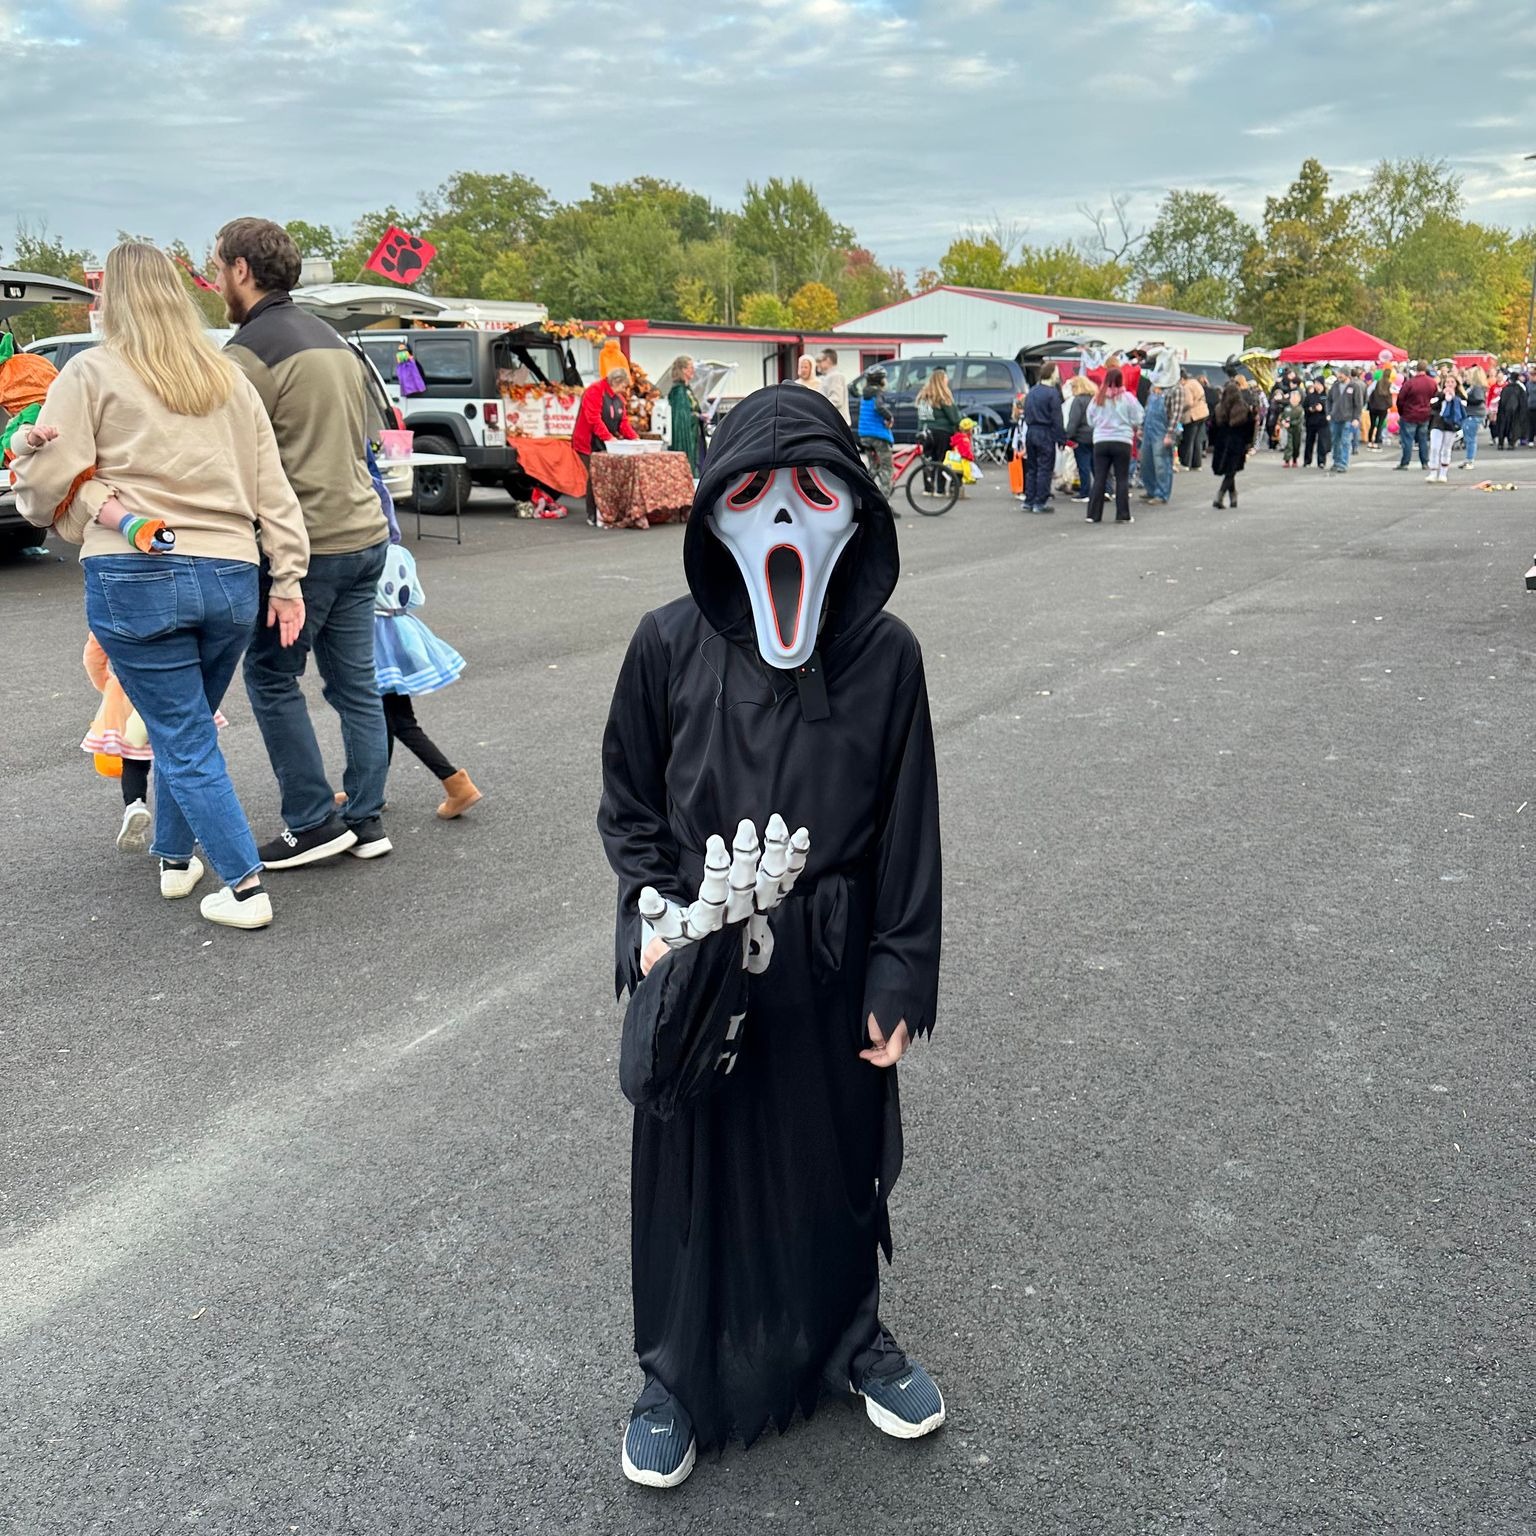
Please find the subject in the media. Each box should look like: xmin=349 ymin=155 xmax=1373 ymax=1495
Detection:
xmin=649 ymin=1422 xmax=674 ymax=1435
xmin=896 ymin=1377 xmax=913 ymax=1390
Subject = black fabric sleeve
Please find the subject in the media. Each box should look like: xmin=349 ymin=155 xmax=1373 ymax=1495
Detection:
xmin=861 ymin=651 xmax=943 ymax=1042
xmin=597 ymin=612 xmax=684 ymax=997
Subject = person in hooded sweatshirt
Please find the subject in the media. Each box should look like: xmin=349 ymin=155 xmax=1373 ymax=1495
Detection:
xmin=598 ymin=384 xmax=944 ymax=1489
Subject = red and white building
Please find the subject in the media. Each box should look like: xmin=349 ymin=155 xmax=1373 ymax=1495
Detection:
xmin=834 ymin=285 xmax=1250 ymax=367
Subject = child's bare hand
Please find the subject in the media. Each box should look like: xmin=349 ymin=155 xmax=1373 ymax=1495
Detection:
xmin=859 ymin=1013 xmax=910 ymax=1068
xmin=23 ymin=424 xmax=58 ymax=450
xmin=640 ymin=935 xmax=670 ymax=977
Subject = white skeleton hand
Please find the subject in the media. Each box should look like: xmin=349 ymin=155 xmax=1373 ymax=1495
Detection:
xmin=639 ymin=814 xmax=810 ymax=976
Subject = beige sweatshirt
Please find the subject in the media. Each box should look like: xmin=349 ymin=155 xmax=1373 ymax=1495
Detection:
xmin=13 ymin=348 xmax=310 ymax=599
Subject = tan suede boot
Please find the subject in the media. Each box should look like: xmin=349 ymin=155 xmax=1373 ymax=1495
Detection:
xmin=437 ymin=770 xmax=482 ymax=819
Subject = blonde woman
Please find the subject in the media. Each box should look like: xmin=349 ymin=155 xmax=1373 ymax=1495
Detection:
xmin=914 ymin=367 xmax=961 ymax=457
xmin=794 ymin=355 xmax=819 ymax=388
xmin=1460 ymin=365 xmax=1488 ymax=468
xmin=13 ymin=241 xmax=309 ymax=930
xmin=1063 ymin=374 xmax=1097 ymax=499
xmin=666 ymin=355 xmax=701 ymax=475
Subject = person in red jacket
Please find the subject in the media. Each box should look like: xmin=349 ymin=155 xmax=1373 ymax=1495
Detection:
xmin=1393 ymin=363 xmax=1438 ymax=471
xmin=574 ymin=367 xmax=639 ymax=525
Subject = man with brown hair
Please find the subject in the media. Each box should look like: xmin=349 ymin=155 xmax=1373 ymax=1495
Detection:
xmin=213 ymin=217 xmax=393 ymax=866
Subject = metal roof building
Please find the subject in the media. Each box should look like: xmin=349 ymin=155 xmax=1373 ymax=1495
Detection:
xmin=835 ymin=285 xmax=1250 ymax=365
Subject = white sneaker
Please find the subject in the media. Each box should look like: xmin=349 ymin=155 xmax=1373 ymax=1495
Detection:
xmin=1437 ymin=471 xmax=1448 ymax=483
xmin=117 ymin=799 xmax=152 ymax=853
xmin=1424 ymin=472 xmax=1438 ymax=483
xmin=160 ymin=856 xmax=205 ymax=900
xmin=200 ymin=884 xmax=273 ymax=930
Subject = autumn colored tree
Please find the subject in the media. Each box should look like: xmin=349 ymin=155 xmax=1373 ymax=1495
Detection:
xmin=739 ymin=292 xmax=795 ymax=329
xmin=789 ymin=281 xmax=839 ymax=329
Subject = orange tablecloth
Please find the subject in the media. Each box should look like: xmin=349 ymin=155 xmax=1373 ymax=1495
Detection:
xmin=507 ymin=436 xmax=586 ymax=498
xmin=590 ymin=451 xmax=695 ymax=530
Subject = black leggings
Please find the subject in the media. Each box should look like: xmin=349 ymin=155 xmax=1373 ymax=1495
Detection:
xmin=1367 ymin=408 xmax=1388 ymax=444
xmin=121 ymin=758 xmax=150 ymax=806
xmin=1216 ymin=470 xmax=1238 ymax=503
xmin=1086 ymin=441 xmax=1132 ymax=521
xmin=383 ymin=692 xmax=456 ymax=782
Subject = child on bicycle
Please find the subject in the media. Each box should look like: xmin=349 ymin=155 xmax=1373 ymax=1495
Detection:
xmin=856 ymin=365 xmax=896 ymax=499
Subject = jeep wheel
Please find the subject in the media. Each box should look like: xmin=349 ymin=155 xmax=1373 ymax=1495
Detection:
xmin=411 ymin=436 xmax=471 ymax=517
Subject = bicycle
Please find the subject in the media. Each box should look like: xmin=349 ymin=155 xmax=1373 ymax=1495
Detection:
xmin=862 ymin=439 xmax=962 ymax=516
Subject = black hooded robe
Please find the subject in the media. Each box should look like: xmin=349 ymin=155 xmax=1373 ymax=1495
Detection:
xmin=597 ymin=385 xmax=942 ymax=1453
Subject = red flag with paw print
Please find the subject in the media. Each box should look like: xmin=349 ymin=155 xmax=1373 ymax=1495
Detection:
xmin=364 ymin=226 xmax=437 ymax=286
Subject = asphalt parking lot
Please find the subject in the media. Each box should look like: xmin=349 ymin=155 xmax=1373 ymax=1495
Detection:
xmin=1 ymin=445 xmax=1531 ymax=1535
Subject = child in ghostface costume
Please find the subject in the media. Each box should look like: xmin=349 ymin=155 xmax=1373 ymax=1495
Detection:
xmin=598 ymin=385 xmax=944 ymax=1488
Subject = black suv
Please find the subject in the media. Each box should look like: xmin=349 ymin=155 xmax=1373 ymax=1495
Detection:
xmin=850 ymin=354 xmax=1026 ymax=442
xmin=356 ymin=327 xmax=575 ymax=515
xmin=0 ymin=271 xmax=97 ymax=555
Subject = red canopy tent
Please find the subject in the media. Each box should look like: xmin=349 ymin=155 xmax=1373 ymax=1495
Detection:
xmin=1277 ymin=325 xmax=1407 ymax=364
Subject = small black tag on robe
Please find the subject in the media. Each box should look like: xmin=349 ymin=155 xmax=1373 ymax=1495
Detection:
xmin=794 ymin=650 xmax=830 ymax=722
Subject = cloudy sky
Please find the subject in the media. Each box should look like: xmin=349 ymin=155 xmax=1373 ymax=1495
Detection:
xmin=8 ymin=0 xmax=1533 ymax=280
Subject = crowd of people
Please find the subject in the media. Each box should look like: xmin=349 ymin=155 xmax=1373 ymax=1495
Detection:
xmin=15 ymin=223 xmax=481 ymax=933
xmin=963 ymin=349 xmax=1530 ymax=522
xmin=996 ymin=350 xmax=1264 ymax=519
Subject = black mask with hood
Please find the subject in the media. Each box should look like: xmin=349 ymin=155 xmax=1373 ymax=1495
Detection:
xmin=683 ymin=383 xmax=900 ymax=667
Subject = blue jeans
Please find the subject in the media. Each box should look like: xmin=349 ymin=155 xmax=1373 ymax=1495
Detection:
xmin=1463 ymin=418 xmax=1480 ymax=463
xmin=1143 ymin=435 xmax=1174 ymax=500
xmin=83 ymin=555 xmax=262 ymax=886
xmin=1398 ymin=419 xmax=1430 ymax=467
xmin=1332 ymin=422 xmax=1352 ymax=470
xmin=244 ymin=541 xmax=389 ymax=835
xmin=1073 ymin=442 xmax=1095 ymax=495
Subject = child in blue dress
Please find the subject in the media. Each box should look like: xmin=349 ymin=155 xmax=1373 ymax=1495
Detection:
xmin=373 ymin=542 xmax=482 ymax=818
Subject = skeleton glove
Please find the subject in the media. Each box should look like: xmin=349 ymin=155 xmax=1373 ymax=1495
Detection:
xmin=639 ymin=814 xmax=810 ymax=976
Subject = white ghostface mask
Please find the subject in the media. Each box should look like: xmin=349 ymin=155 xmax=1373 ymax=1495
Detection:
xmin=708 ymin=466 xmax=856 ymax=670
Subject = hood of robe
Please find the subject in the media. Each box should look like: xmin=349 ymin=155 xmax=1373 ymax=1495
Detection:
xmin=684 ymin=383 xmax=899 ymax=653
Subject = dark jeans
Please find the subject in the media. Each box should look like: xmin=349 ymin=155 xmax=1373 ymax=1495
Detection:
xmin=1073 ymin=442 xmax=1094 ymax=495
xmin=244 ymin=540 xmax=389 ymax=835
xmin=384 ymin=692 xmax=455 ymax=781
xmin=580 ymin=441 xmax=604 ymax=522
xmin=1304 ymin=420 xmax=1330 ymax=466
xmin=1397 ymin=419 xmax=1430 ymax=467
xmin=85 ymin=555 xmax=262 ymax=886
xmin=1087 ymin=441 xmax=1132 ymax=521
xmin=1179 ymin=418 xmax=1206 ymax=469
xmin=1024 ymin=427 xmax=1055 ymax=505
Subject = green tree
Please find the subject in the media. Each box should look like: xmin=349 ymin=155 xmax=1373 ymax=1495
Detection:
xmin=739 ymin=291 xmax=795 ymax=329
xmin=417 ymin=171 xmax=551 ymax=297
xmin=674 ymin=274 xmax=720 ymax=324
xmin=1243 ymin=159 xmax=1358 ymax=345
xmin=1134 ymin=191 xmax=1257 ymax=319
xmin=736 ymin=178 xmax=851 ymax=296
xmin=675 ymin=230 xmax=767 ymax=325
xmin=284 ymin=219 xmax=344 ymax=264
xmin=1006 ymin=243 xmax=1128 ymax=301
xmin=1364 ymin=216 xmax=1519 ymax=358
xmin=788 ymin=280 xmax=839 ymax=329
xmin=938 ymin=236 xmax=1009 ymax=289
xmin=1352 ymin=158 xmax=1463 ymax=253
xmin=534 ymin=203 xmax=682 ymax=318
xmin=584 ymin=177 xmax=719 ymax=244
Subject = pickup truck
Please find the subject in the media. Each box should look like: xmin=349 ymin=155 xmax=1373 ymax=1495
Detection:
xmin=0 ymin=271 xmax=97 ymax=554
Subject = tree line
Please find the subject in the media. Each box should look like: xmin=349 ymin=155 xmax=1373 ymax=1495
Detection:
xmin=6 ymin=158 xmax=1532 ymax=360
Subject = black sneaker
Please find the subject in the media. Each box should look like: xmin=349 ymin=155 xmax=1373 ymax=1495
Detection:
xmin=851 ymin=1329 xmax=946 ymax=1440
xmin=348 ymin=816 xmax=393 ymax=860
xmin=622 ymin=1383 xmax=696 ymax=1488
xmin=258 ymin=816 xmax=358 ymax=869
